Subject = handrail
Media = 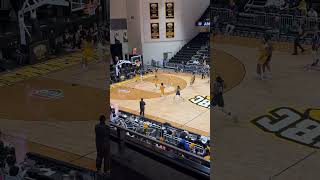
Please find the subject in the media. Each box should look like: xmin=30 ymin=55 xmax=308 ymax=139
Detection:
xmin=109 ymin=122 xmax=210 ymax=179
xmin=211 ymin=7 xmax=320 ymax=33
xmin=110 ymin=122 xmax=210 ymax=165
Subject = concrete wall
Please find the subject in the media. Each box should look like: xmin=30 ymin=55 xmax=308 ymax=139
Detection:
xmin=110 ymin=0 xmax=127 ymax=19
xmin=110 ymin=0 xmax=210 ymax=64
xmin=139 ymin=0 xmax=210 ymax=65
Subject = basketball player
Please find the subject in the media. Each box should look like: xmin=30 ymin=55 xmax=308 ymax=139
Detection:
xmin=190 ymin=73 xmax=196 ymax=86
xmin=82 ymin=36 xmax=94 ymax=69
xmin=160 ymin=83 xmax=165 ymax=97
xmin=311 ymin=31 xmax=320 ymax=67
xmin=212 ymin=76 xmax=232 ymax=116
xmin=154 ymin=71 xmax=159 ymax=89
xmin=305 ymin=30 xmax=320 ymax=68
xmin=292 ymin=25 xmax=305 ymax=55
xmin=262 ymin=36 xmax=273 ymax=78
xmin=173 ymin=85 xmax=184 ymax=100
xmin=257 ymin=39 xmax=269 ymax=80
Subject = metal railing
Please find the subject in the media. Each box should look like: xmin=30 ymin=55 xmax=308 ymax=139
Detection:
xmin=113 ymin=111 xmax=208 ymax=155
xmin=211 ymin=7 xmax=320 ymax=33
xmin=109 ymin=123 xmax=210 ymax=178
xmin=165 ymin=62 xmax=210 ymax=74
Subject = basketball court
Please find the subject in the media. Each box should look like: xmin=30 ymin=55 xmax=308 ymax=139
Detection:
xmin=0 ymin=50 xmax=107 ymax=170
xmin=212 ymin=34 xmax=320 ymax=180
xmin=110 ymin=70 xmax=210 ymax=136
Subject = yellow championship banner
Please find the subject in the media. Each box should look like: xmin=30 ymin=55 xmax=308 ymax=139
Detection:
xmin=166 ymin=22 xmax=174 ymax=38
xmin=151 ymin=23 xmax=160 ymax=39
xmin=150 ymin=3 xmax=159 ymax=19
xmin=165 ymin=2 xmax=174 ymax=19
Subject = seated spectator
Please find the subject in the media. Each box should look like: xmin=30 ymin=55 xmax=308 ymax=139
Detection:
xmin=307 ymin=7 xmax=318 ymax=18
xmin=178 ymin=136 xmax=190 ymax=152
xmin=203 ymin=149 xmax=210 ymax=161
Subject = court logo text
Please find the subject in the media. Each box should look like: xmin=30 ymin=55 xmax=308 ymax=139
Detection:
xmin=252 ymin=107 xmax=320 ymax=148
xmin=31 ymin=89 xmax=64 ymax=100
xmin=189 ymin=95 xmax=210 ymax=109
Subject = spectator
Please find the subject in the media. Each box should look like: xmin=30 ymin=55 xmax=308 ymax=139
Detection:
xmin=48 ymin=29 xmax=56 ymax=54
xmin=178 ymin=136 xmax=190 ymax=152
xmin=307 ymin=7 xmax=318 ymax=18
xmin=203 ymin=149 xmax=210 ymax=161
xmin=297 ymin=0 xmax=307 ymax=15
xmin=95 ymin=115 xmax=110 ymax=175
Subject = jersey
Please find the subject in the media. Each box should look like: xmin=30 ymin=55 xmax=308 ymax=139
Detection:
xmin=160 ymin=85 xmax=165 ymax=92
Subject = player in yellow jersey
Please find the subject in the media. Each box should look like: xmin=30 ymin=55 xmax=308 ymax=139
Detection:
xmin=257 ymin=39 xmax=269 ymax=80
xmin=160 ymin=83 xmax=165 ymax=97
xmin=154 ymin=69 xmax=158 ymax=88
xmin=82 ymin=36 xmax=94 ymax=69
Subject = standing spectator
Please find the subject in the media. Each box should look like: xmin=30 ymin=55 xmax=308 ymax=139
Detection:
xmin=95 ymin=115 xmax=110 ymax=175
xmin=140 ymin=98 xmax=146 ymax=116
xmin=48 ymin=29 xmax=56 ymax=54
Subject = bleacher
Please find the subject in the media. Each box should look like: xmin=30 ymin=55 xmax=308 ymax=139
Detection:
xmin=211 ymin=0 xmax=320 ymax=45
xmin=244 ymin=0 xmax=268 ymax=12
xmin=169 ymin=32 xmax=210 ymax=64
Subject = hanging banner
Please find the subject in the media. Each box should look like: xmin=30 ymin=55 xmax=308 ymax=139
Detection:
xmin=166 ymin=22 xmax=174 ymax=38
xmin=151 ymin=23 xmax=160 ymax=39
xmin=165 ymin=2 xmax=174 ymax=19
xmin=150 ymin=3 xmax=159 ymax=19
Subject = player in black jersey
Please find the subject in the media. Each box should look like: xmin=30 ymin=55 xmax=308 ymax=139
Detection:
xmin=301 ymin=29 xmax=320 ymax=69
xmin=310 ymin=31 xmax=320 ymax=67
xmin=292 ymin=26 xmax=305 ymax=55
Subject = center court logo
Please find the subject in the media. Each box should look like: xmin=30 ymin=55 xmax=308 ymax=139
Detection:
xmin=189 ymin=95 xmax=210 ymax=109
xmin=252 ymin=107 xmax=320 ymax=148
xmin=31 ymin=89 xmax=64 ymax=100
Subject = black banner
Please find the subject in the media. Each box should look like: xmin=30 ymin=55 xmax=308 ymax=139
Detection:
xmin=151 ymin=23 xmax=160 ymax=39
xmin=150 ymin=3 xmax=159 ymax=19
xmin=165 ymin=2 xmax=174 ymax=19
xmin=29 ymin=40 xmax=49 ymax=65
xmin=166 ymin=22 xmax=174 ymax=38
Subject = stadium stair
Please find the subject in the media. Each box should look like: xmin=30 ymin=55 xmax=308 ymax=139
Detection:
xmin=169 ymin=33 xmax=210 ymax=64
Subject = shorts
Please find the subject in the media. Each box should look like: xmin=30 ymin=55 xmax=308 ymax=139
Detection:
xmin=176 ymin=91 xmax=180 ymax=96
